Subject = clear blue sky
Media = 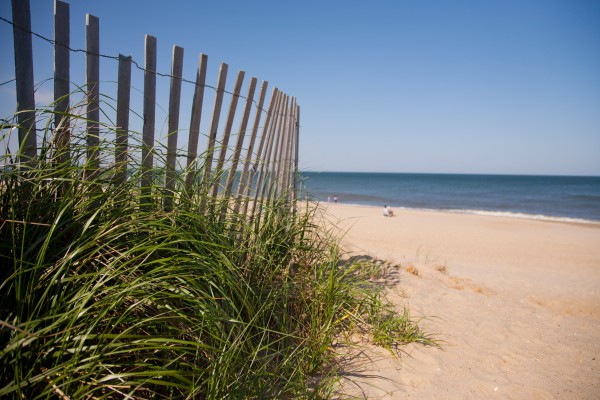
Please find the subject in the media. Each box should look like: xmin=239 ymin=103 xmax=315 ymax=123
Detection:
xmin=1 ymin=0 xmax=599 ymax=176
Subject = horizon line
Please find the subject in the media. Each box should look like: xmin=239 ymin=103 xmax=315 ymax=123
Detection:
xmin=299 ymin=170 xmax=600 ymax=178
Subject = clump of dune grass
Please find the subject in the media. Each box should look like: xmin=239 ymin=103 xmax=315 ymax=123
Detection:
xmin=1 ymin=103 xmax=434 ymax=399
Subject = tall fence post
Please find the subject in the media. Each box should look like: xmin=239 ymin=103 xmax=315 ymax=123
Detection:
xmin=11 ymin=0 xmax=38 ymax=166
xmin=293 ymin=104 xmax=300 ymax=208
xmin=290 ymin=98 xmax=299 ymax=200
xmin=233 ymin=81 xmax=273 ymax=214
xmin=85 ymin=14 xmax=100 ymax=175
xmin=199 ymin=63 xmax=228 ymax=214
xmin=141 ymin=35 xmax=157 ymax=207
xmin=164 ymin=45 xmax=184 ymax=211
xmin=54 ymin=0 xmax=70 ymax=166
xmin=185 ymin=53 xmax=208 ymax=191
xmin=211 ymin=70 xmax=245 ymax=201
xmin=115 ymin=54 xmax=132 ymax=186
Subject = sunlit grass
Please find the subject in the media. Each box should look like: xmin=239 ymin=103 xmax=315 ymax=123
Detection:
xmin=1 ymin=103 xmax=434 ymax=399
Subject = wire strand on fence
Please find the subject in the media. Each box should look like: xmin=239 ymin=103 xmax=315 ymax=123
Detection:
xmin=0 ymin=78 xmax=17 ymax=87
xmin=0 ymin=15 xmax=297 ymax=121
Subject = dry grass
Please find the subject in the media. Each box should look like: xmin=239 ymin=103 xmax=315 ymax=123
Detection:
xmin=405 ymin=264 xmax=420 ymax=276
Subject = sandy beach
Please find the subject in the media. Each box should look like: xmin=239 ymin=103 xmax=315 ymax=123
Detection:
xmin=319 ymin=203 xmax=600 ymax=399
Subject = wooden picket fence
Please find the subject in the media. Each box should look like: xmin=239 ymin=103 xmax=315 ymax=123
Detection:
xmin=8 ymin=0 xmax=300 ymax=222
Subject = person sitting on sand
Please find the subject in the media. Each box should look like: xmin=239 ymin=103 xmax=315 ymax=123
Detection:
xmin=383 ymin=205 xmax=394 ymax=217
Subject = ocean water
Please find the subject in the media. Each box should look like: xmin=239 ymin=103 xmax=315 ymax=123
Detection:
xmin=299 ymin=172 xmax=600 ymax=223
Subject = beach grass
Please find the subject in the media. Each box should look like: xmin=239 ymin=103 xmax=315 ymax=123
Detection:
xmin=1 ymin=103 xmax=433 ymax=398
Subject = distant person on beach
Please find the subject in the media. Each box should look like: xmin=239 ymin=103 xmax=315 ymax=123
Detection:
xmin=383 ymin=205 xmax=394 ymax=217
xmin=334 ymin=195 xmax=338 ymax=204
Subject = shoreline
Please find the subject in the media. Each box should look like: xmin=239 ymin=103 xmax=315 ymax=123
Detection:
xmin=312 ymin=200 xmax=600 ymax=227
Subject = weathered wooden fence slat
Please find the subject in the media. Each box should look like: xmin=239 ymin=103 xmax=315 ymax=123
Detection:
xmin=11 ymin=0 xmax=38 ymax=165
xmin=164 ymin=45 xmax=184 ymax=211
xmin=282 ymin=96 xmax=296 ymax=199
xmin=85 ymin=14 xmax=100 ymax=174
xmin=294 ymin=103 xmax=300 ymax=206
xmin=185 ymin=53 xmax=208 ymax=191
xmin=289 ymin=98 xmax=299 ymax=200
xmin=282 ymin=95 xmax=294 ymax=197
xmin=141 ymin=34 xmax=157 ymax=200
xmin=115 ymin=54 xmax=132 ymax=185
xmin=286 ymin=98 xmax=297 ymax=198
xmin=283 ymin=97 xmax=297 ymax=201
xmin=199 ymin=62 xmax=228 ymax=213
xmin=211 ymin=70 xmax=245 ymax=200
xmin=54 ymin=0 xmax=70 ymax=165
xmin=272 ymin=95 xmax=284 ymax=201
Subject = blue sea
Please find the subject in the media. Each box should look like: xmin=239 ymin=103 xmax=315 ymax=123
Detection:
xmin=299 ymin=172 xmax=600 ymax=223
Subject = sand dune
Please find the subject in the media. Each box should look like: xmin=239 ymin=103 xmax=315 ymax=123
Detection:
xmin=319 ymin=204 xmax=600 ymax=399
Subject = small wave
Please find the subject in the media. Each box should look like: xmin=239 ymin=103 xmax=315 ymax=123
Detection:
xmin=444 ymin=209 xmax=600 ymax=225
xmin=385 ymin=205 xmax=600 ymax=224
xmin=321 ymin=201 xmax=600 ymax=225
